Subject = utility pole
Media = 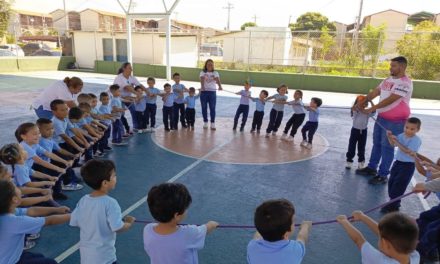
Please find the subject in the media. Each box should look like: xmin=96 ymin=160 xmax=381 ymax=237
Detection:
xmin=252 ymin=14 xmax=259 ymax=24
xmin=63 ymin=0 xmax=69 ymax=32
xmin=288 ymin=15 xmax=292 ymax=27
xmin=352 ymin=0 xmax=363 ymax=50
xmin=223 ymin=2 xmax=234 ymax=31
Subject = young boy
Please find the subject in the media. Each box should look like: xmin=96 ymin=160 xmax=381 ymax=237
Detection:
xmin=109 ymin=84 xmax=127 ymax=146
xmin=233 ymin=81 xmax=251 ymax=132
xmin=144 ymin=183 xmax=218 ymax=264
xmin=70 ymin=159 xmax=135 ymax=264
xmin=247 ymin=199 xmax=312 ymax=264
xmin=172 ymin=73 xmax=189 ymax=130
xmin=281 ymin=90 xmax=306 ymax=143
xmin=380 ymin=117 xmax=422 ymax=213
xmin=250 ymin=90 xmax=269 ymax=134
xmin=134 ymin=86 xmax=148 ymax=133
xmin=337 ymin=211 xmax=420 ymax=263
xmin=162 ymin=83 xmax=175 ymax=132
xmin=145 ymin=77 xmax=162 ymax=133
xmin=183 ymin=87 xmax=200 ymax=130
xmin=98 ymin=92 xmax=113 ymax=151
xmin=300 ymin=97 xmax=323 ymax=149
xmin=68 ymin=107 xmax=94 ymax=161
xmin=0 ymin=180 xmax=70 ymax=264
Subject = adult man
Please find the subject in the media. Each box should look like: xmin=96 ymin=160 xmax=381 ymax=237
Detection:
xmin=356 ymin=56 xmax=413 ymax=185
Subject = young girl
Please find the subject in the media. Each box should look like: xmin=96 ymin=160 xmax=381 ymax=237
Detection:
xmin=233 ymin=80 xmax=251 ymax=132
xmin=265 ymin=84 xmax=288 ymax=137
xmin=281 ymin=90 xmax=306 ymax=142
xmin=345 ymin=96 xmax=374 ymax=170
xmin=200 ymin=59 xmax=223 ymax=130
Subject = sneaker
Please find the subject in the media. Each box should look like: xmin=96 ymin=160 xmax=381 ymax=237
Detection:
xmin=24 ymin=240 xmax=36 ymax=250
xmin=305 ymin=143 xmax=313 ymax=149
xmin=129 ymin=131 xmax=134 ymax=135
xmin=203 ymin=122 xmax=208 ymax=129
xmin=356 ymin=167 xmax=377 ymax=176
xmin=27 ymin=233 xmax=40 ymax=240
xmin=368 ymin=176 xmax=388 ymax=185
xmin=256 ymin=129 xmax=260 ymax=134
xmin=94 ymin=151 xmax=104 ymax=157
xmin=300 ymin=140 xmax=308 ymax=147
xmin=358 ymin=162 xmax=366 ymax=169
xmin=150 ymin=127 xmax=155 ymax=133
xmin=281 ymin=133 xmax=288 ymax=140
xmin=53 ymin=192 xmax=68 ymax=200
xmin=240 ymin=127 xmax=244 ymax=132
xmin=137 ymin=129 xmax=143 ymax=134
xmin=122 ymin=134 xmax=130 ymax=138
xmin=250 ymin=129 xmax=255 ymax=133
xmin=272 ymin=131 xmax=277 ymax=136
xmin=232 ymin=127 xmax=237 ymax=131
xmin=62 ymin=183 xmax=84 ymax=191
xmin=133 ymin=128 xmax=139 ymax=133
xmin=112 ymin=141 xmax=128 ymax=146
xmin=210 ymin=123 xmax=216 ymax=130
xmin=286 ymin=136 xmax=294 ymax=142
xmin=182 ymin=124 xmax=188 ymax=128
xmin=103 ymin=146 xmax=113 ymax=151
xmin=265 ymin=133 xmax=270 ymax=138
xmin=165 ymin=128 xmax=171 ymax=132
xmin=345 ymin=162 xmax=353 ymax=170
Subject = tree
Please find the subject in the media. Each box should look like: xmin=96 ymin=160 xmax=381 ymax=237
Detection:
xmin=319 ymin=26 xmax=335 ymax=60
xmin=0 ymin=0 xmax=12 ymax=39
xmin=289 ymin=12 xmax=336 ymax=32
xmin=397 ymin=21 xmax=440 ymax=80
xmin=241 ymin=22 xmax=257 ymax=30
xmin=359 ymin=24 xmax=386 ymax=64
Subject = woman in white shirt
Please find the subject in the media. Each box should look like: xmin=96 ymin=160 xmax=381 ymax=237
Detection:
xmin=199 ymin=59 xmax=222 ymax=130
xmin=33 ymin=77 xmax=83 ymax=119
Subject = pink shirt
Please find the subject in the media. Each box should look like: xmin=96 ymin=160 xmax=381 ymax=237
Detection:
xmin=376 ymin=76 xmax=412 ymax=121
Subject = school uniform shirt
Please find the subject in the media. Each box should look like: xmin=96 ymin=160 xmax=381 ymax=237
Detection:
xmin=361 ymin=242 xmax=419 ymax=264
xmin=70 ymin=195 xmax=124 ymax=264
xmin=32 ymin=80 xmax=76 ymax=111
xmin=12 ymin=164 xmax=33 ymax=187
xmin=110 ymin=97 xmax=123 ymax=119
xmin=67 ymin=120 xmax=80 ymax=137
xmin=52 ymin=117 xmax=74 ymax=144
xmin=135 ymin=95 xmax=148 ymax=112
xmin=146 ymin=88 xmax=161 ymax=104
xmin=0 ymin=208 xmax=45 ymax=264
xmin=199 ymin=71 xmax=220 ymax=91
xmin=143 ymin=223 xmax=207 ymax=264
xmin=288 ymin=100 xmax=305 ymax=114
xmin=247 ymin=239 xmax=305 ymax=264
xmin=184 ymin=95 xmax=200 ymax=109
xmin=20 ymin=141 xmax=46 ymax=169
xmin=239 ymin=90 xmax=251 ymax=105
xmin=38 ymin=137 xmax=61 ymax=162
xmin=99 ymin=104 xmax=112 ymax=126
xmin=308 ymin=108 xmax=320 ymax=122
xmin=394 ymin=133 xmax=421 ymax=162
xmin=376 ymin=76 xmax=413 ymax=122
xmin=163 ymin=93 xmax=175 ymax=107
xmin=271 ymin=94 xmax=288 ymax=111
xmin=173 ymin=84 xmax=186 ymax=104
xmin=251 ymin=98 xmax=266 ymax=112
xmin=113 ymin=73 xmax=141 ymax=98
xmin=352 ymin=110 xmax=374 ymax=130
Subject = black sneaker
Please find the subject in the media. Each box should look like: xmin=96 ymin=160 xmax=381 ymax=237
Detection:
xmin=240 ymin=127 xmax=244 ymax=132
xmin=53 ymin=192 xmax=68 ymax=200
xmin=356 ymin=167 xmax=377 ymax=176
xmin=103 ymin=146 xmax=113 ymax=151
xmin=369 ymin=176 xmax=388 ymax=185
xmin=250 ymin=129 xmax=255 ymax=133
xmin=182 ymin=124 xmax=188 ymax=128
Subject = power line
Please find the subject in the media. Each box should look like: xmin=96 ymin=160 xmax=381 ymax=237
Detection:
xmin=223 ymin=2 xmax=234 ymax=31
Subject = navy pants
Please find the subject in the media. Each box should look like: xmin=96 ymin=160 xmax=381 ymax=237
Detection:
xmin=283 ymin=113 xmax=305 ymax=137
xmin=346 ymin=128 xmax=368 ymax=162
xmin=135 ymin=111 xmax=147 ymax=129
xmin=185 ymin=108 xmax=196 ymax=127
xmin=200 ymin=91 xmax=216 ymax=123
xmin=385 ymin=161 xmax=415 ymax=210
xmin=17 ymin=252 xmax=57 ymax=264
xmin=145 ymin=103 xmax=157 ymax=128
xmin=417 ymin=204 xmax=440 ymax=257
xmin=251 ymin=111 xmax=264 ymax=131
xmin=301 ymin=121 xmax=319 ymax=143
xmin=266 ymin=109 xmax=283 ymax=133
xmin=98 ymin=126 xmax=111 ymax=151
xmin=112 ymin=119 xmax=124 ymax=143
xmin=233 ymin=104 xmax=249 ymax=129
xmin=163 ymin=106 xmax=173 ymax=130
xmin=173 ymin=103 xmax=186 ymax=129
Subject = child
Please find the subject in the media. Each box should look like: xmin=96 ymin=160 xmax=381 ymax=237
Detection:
xmin=281 ymin=90 xmax=306 ymax=143
xmin=70 ymin=159 xmax=135 ymax=264
xmin=144 ymin=183 xmax=218 ymax=263
xmin=98 ymin=92 xmax=113 ymax=151
xmin=162 ymin=83 xmax=175 ymax=132
xmin=345 ymin=96 xmax=375 ymax=170
xmin=380 ymin=117 xmax=422 ymax=213
xmin=233 ymin=81 xmax=251 ymax=132
xmin=247 ymin=199 xmax=312 ymax=264
xmin=109 ymin=84 xmax=128 ymax=146
xmin=134 ymin=85 xmax=148 ymax=133
xmin=172 ymin=73 xmax=189 ymax=130
xmin=265 ymin=84 xmax=288 ymax=137
xmin=68 ymin=107 xmax=95 ymax=161
xmin=145 ymin=77 xmax=162 ymax=133
xmin=0 ymin=180 xmax=70 ymax=264
xmin=337 ymin=211 xmax=419 ymax=263
xmin=250 ymin=90 xmax=269 ymax=134
xmin=184 ymin=87 xmax=200 ymax=130
xmin=300 ymin=97 xmax=323 ymax=149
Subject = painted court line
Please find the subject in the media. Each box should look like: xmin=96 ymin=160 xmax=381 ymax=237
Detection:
xmin=54 ymin=136 xmax=235 ymax=263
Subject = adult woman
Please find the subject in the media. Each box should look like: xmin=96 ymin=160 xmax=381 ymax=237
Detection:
xmin=199 ymin=59 xmax=222 ymax=130
xmin=113 ymin=62 xmax=144 ymax=134
xmin=32 ymin=77 xmax=83 ymax=119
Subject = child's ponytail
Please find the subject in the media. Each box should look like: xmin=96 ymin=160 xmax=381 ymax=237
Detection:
xmin=0 ymin=143 xmax=22 ymax=173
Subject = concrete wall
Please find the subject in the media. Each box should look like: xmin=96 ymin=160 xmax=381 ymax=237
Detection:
xmin=435 ymin=14 xmax=440 ymax=26
xmin=80 ymin=10 xmax=99 ymax=31
xmin=369 ymin=11 xmax=409 ymax=54
xmin=0 ymin=57 xmax=75 ymax=72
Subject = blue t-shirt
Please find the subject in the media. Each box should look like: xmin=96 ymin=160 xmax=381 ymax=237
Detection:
xmin=20 ymin=141 xmax=46 ymax=169
xmin=251 ymin=98 xmax=266 ymax=112
xmin=13 ymin=164 xmax=32 ymax=187
xmin=146 ymin=88 xmax=161 ymax=104
xmin=361 ymin=242 xmax=419 ymax=264
xmin=288 ymin=100 xmax=305 ymax=114
xmin=184 ymin=95 xmax=200 ymax=109
xmin=271 ymin=94 xmax=288 ymax=111
xmin=173 ymin=83 xmax=186 ymax=104
xmin=99 ymin=104 xmax=112 ymax=126
xmin=70 ymin=195 xmax=124 ymax=264
xmin=111 ymin=97 xmax=123 ymax=119
xmin=308 ymin=108 xmax=320 ymax=122
xmin=143 ymin=223 xmax=207 ymax=264
xmin=395 ymin=133 xmax=422 ymax=162
xmin=135 ymin=95 xmax=147 ymax=112
xmin=84 ymin=116 xmax=93 ymax=124
xmin=38 ymin=138 xmax=61 ymax=162
xmin=52 ymin=117 xmax=74 ymax=143
xmin=163 ymin=93 xmax=175 ymax=107
xmin=239 ymin=90 xmax=251 ymax=105
xmin=68 ymin=120 xmax=81 ymax=137
xmin=247 ymin=239 xmax=306 ymax=264
xmin=0 ymin=209 xmax=45 ymax=264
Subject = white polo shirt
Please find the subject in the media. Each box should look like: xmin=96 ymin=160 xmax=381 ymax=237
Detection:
xmin=32 ymin=80 xmax=76 ymax=111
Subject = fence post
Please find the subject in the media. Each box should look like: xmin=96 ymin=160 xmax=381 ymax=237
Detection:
xmin=232 ymin=36 xmax=235 ymax=63
xmin=372 ymin=32 xmax=383 ymax=78
xmin=303 ymin=31 xmax=311 ymax=74
xmin=271 ymin=37 xmax=275 ymax=65
xmin=247 ymin=31 xmax=252 ymax=72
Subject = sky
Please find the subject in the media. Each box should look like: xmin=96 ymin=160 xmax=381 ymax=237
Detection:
xmin=12 ymin=0 xmax=440 ymax=30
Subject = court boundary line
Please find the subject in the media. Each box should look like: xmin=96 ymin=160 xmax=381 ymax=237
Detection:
xmin=54 ymin=136 xmax=235 ymax=263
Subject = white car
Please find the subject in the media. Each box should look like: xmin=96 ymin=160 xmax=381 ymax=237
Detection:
xmin=0 ymin=44 xmax=25 ymax=56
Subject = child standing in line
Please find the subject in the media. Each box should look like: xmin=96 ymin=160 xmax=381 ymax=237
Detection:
xmin=337 ymin=211 xmax=420 ymax=263
xmin=265 ymin=84 xmax=288 ymax=137
xmin=300 ymin=97 xmax=323 ymax=149
xmin=380 ymin=117 xmax=422 ymax=213
xmin=233 ymin=81 xmax=251 ymax=132
xmin=134 ymin=86 xmax=148 ymax=133
xmin=109 ymin=84 xmax=127 ymax=146
xmin=345 ymin=96 xmax=375 ymax=170
xmin=162 ymin=83 xmax=175 ymax=132
xmin=70 ymin=159 xmax=135 ymax=264
xmin=184 ymin=87 xmax=200 ymax=130
xmin=145 ymin=77 xmax=162 ymax=133
xmin=98 ymin=92 xmax=113 ymax=151
xmin=172 ymin=73 xmax=189 ymax=130
xmin=250 ymin=90 xmax=269 ymax=134
xmin=143 ymin=183 xmax=219 ymax=264
xmin=281 ymin=90 xmax=306 ymax=143
xmin=247 ymin=199 xmax=312 ymax=264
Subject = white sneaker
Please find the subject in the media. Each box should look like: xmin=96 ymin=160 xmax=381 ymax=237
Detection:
xmin=138 ymin=130 xmax=143 ymax=134
xmin=300 ymin=140 xmax=308 ymax=147
xmin=27 ymin=233 xmax=40 ymax=240
xmin=286 ymin=136 xmax=294 ymax=142
xmin=210 ymin=123 xmax=216 ymax=130
xmin=203 ymin=122 xmax=208 ymax=129
xmin=150 ymin=127 xmax=155 ymax=133
xmin=24 ymin=240 xmax=36 ymax=250
xmin=62 ymin=183 xmax=84 ymax=191
xmin=346 ymin=162 xmax=353 ymax=169
xmin=281 ymin=133 xmax=288 ymax=140
xmin=265 ymin=133 xmax=270 ymax=138
xmin=272 ymin=131 xmax=277 ymax=136
xmin=358 ymin=162 xmax=366 ymax=169
xmin=305 ymin=143 xmax=313 ymax=149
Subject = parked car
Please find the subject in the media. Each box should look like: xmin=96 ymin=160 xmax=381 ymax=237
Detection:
xmin=30 ymin=49 xmax=61 ymax=56
xmin=22 ymin=43 xmax=51 ymax=56
xmin=0 ymin=44 xmax=25 ymax=56
xmin=0 ymin=50 xmax=15 ymax=56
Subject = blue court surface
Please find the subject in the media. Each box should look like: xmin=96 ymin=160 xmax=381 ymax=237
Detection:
xmin=0 ymin=71 xmax=439 ymax=263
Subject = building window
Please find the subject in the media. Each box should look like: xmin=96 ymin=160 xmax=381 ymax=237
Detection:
xmin=116 ymin=39 xmax=127 ymax=62
xmin=102 ymin=38 xmax=113 ymax=61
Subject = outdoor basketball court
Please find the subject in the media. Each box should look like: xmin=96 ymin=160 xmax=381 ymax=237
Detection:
xmin=0 ymin=71 xmax=439 ymax=263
